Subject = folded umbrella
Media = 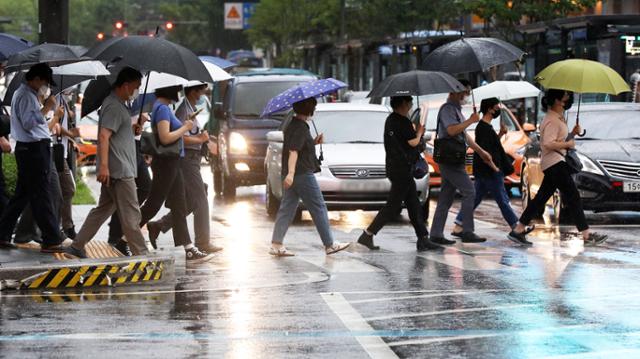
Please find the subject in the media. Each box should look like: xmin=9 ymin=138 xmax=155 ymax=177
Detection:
xmin=367 ymin=70 xmax=465 ymax=98
xmin=0 ymin=33 xmax=32 ymax=62
xmin=472 ymin=81 xmax=540 ymax=102
xmin=261 ymin=78 xmax=346 ymax=118
xmin=423 ymin=37 xmax=524 ymax=74
xmin=5 ymin=43 xmax=91 ymax=72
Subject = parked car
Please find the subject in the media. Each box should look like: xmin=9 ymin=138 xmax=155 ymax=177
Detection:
xmin=264 ymin=103 xmax=430 ymax=219
xmin=75 ymin=111 xmax=98 ymax=167
xmin=212 ymin=71 xmax=318 ymax=198
xmin=521 ymin=102 xmax=640 ymax=222
xmin=411 ymin=97 xmax=534 ymax=190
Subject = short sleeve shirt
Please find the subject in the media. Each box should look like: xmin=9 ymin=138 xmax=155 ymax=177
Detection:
xmin=175 ymin=100 xmax=201 ymax=151
xmin=97 ymin=92 xmax=137 ymax=179
xmin=540 ymin=111 xmax=568 ymax=171
xmin=152 ymin=100 xmax=185 ymax=157
xmin=436 ymin=100 xmax=466 ymax=143
xmin=384 ymin=112 xmax=417 ymax=177
xmin=282 ymin=118 xmax=320 ymax=177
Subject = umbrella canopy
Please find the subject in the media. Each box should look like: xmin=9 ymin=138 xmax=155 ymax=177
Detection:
xmin=535 ymin=59 xmax=630 ymax=95
xmin=81 ymin=76 xmax=112 ymax=117
xmin=261 ymin=78 xmax=346 ymax=118
xmin=202 ymin=61 xmax=232 ymax=82
xmin=200 ymin=55 xmax=236 ymax=70
xmin=5 ymin=43 xmax=90 ymax=72
xmin=367 ymin=70 xmax=465 ymax=98
xmin=0 ymin=33 xmax=32 ymax=62
xmin=472 ymin=81 xmax=540 ymax=102
xmin=423 ymin=37 xmax=524 ymax=74
xmin=52 ymin=60 xmax=110 ymax=77
xmin=84 ymin=35 xmax=212 ymax=83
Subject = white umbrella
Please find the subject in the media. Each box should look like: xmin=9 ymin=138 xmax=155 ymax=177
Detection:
xmin=140 ymin=71 xmax=189 ymax=93
xmin=202 ymin=60 xmax=232 ymax=82
xmin=52 ymin=60 xmax=110 ymax=77
xmin=472 ymin=81 xmax=540 ymax=102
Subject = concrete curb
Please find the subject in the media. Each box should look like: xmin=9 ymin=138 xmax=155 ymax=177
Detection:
xmin=0 ymin=254 xmax=175 ymax=291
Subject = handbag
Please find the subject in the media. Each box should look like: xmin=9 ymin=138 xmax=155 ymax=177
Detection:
xmin=140 ymin=111 xmax=181 ymax=158
xmin=556 ymin=149 xmax=583 ymax=174
xmin=433 ymin=104 xmax=466 ymax=166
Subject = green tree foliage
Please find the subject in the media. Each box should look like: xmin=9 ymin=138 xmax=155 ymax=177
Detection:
xmin=0 ymin=0 xmax=38 ymax=42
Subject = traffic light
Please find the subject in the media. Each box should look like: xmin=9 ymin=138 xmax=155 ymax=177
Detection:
xmin=114 ymin=21 xmax=126 ymax=30
xmin=165 ymin=21 xmax=174 ymax=31
xmin=96 ymin=32 xmax=105 ymax=41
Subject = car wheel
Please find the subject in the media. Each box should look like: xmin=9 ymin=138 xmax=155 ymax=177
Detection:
xmin=221 ymin=172 xmax=236 ymax=200
xmin=266 ymin=180 xmax=280 ymax=219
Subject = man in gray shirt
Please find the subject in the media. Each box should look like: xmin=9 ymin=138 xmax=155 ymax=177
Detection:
xmin=430 ymin=80 xmax=496 ymax=244
xmin=65 ymin=67 xmax=150 ymax=258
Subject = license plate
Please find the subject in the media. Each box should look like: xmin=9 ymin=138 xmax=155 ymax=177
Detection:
xmin=465 ymin=165 xmax=473 ymax=175
xmin=624 ymin=182 xmax=640 ymax=193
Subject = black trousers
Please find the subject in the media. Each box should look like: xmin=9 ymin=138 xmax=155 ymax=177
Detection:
xmin=367 ymin=174 xmax=428 ymax=239
xmin=0 ymin=152 xmax=8 ymax=215
xmin=520 ymin=161 xmax=589 ymax=232
xmin=108 ymin=141 xmax=151 ymax=244
xmin=139 ymin=156 xmax=191 ymax=247
xmin=0 ymin=141 xmax=62 ymax=245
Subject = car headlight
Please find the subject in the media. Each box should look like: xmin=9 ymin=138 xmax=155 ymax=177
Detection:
xmin=576 ymin=152 xmax=604 ymax=176
xmin=515 ymin=145 xmax=526 ymax=156
xmin=229 ymin=132 xmax=248 ymax=155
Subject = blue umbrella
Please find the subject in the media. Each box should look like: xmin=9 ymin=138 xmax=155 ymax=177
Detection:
xmin=199 ymin=55 xmax=236 ymax=70
xmin=0 ymin=33 xmax=32 ymax=62
xmin=261 ymin=78 xmax=346 ymax=118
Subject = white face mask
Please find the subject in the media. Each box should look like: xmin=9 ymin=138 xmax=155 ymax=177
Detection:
xmin=129 ymin=88 xmax=140 ymax=102
xmin=196 ymin=94 xmax=206 ymax=107
xmin=38 ymin=85 xmax=51 ymax=99
xmin=461 ymin=96 xmax=470 ymax=105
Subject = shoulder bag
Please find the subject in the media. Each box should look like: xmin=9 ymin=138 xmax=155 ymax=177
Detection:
xmin=388 ymin=129 xmax=429 ymax=179
xmin=140 ymin=110 xmax=181 ymax=158
xmin=433 ymin=104 xmax=466 ymax=166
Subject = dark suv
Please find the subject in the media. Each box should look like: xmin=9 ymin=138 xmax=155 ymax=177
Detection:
xmin=211 ymin=70 xmax=317 ymax=198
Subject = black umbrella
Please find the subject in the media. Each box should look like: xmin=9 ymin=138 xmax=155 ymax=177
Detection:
xmin=5 ymin=43 xmax=90 ymax=72
xmin=84 ymin=36 xmax=212 ymax=83
xmin=367 ymin=70 xmax=465 ymax=98
xmin=3 ymin=72 xmax=92 ymax=106
xmin=423 ymin=37 xmax=524 ymax=74
xmin=81 ymin=76 xmax=113 ymax=117
xmin=0 ymin=33 xmax=33 ymax=62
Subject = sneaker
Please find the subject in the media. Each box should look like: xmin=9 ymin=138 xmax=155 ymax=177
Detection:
xmin=147 ymin=221 xmax=161 ymax=250
xmin=63 ymin=246 xmax=87 ymax=258
xmin=112 ymin=239 xmax=133 ymax=257
xmin=198 ymin=243 xmax=224 ymax=254
xmin=461 ymin=232 xmax=487 ymax=243
xmin=431 ymin=236 xmax=456 ymax=245
xmin=357 ymin=231 xmax=380 ymax=250
xmin=185 ymin=247 xmax=215 ymax=264
xmin=63 ymin=226 xmax=77 ymax=240
xmin=523 ymin=225 xmax=535 ymax=235
xmin=326 ymin=241 xmax=351 ymax=255
xmin=507 ymin=231 xmax=533 ymax=246
xmin=585 ymin=233 xmax=608 ymax=246
xmin=40 ymin=244 xmax=67 ymax=253
xmin=417 ymin=236 xmax=441 ymax=251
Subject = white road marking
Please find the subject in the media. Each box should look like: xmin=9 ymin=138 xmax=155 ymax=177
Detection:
xmin=297 ymin=254 xmax=383 ymax=273
xmin=363 ymin=303 xmax=535 ymax=322
xmin=321 ymin=292 xmax=398 ymax=359
xmin=348 ymin=289 xmax=524 ymax=304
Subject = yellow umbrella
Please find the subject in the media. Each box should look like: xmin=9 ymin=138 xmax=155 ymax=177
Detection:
xmin=535 ymin=59 xmax=631 ymax=135
xmin=535 ymin=59 xmax=630 ymax=95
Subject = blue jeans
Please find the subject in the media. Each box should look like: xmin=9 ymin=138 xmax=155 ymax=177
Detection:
xmin=455 ymin=171 xmax=518 ymax=228
xmin=271 ymin=172 xmax=334 ymax=247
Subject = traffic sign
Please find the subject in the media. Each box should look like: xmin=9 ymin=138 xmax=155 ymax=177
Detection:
xmin=224 ymin=3 xmax=243 ymax=30
xmin=243 ymin=2 xmax=257 ymax=30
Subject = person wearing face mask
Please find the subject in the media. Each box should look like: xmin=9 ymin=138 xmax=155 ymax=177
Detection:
xmin=146 ymin=82 xmax=222 ymax=254
xmin=508 ymin=89 xmax=608 ymax=246
xmin=429 ymin=79 xmax=497 ymax=245
xmin=138 ymin=85 xmax=214 ymax=264
xmin=357 ymin=96 xmax=439 ymax=251
xmin=64 ymin=67 xmax=150 ymax=258
xmin=0 ymin=63 xmax=66 ymax=252
xmin=450 ymin=97 xmax=525 ymax=238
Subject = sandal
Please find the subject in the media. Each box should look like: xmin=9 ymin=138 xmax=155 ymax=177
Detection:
xmin=269 ymin=247 xmax=295 ymax=257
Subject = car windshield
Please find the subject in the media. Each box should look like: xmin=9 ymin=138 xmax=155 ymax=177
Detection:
xmin=568 ymin=110 xmax=640 ymax=140
xmin=312 ymin=110 xmax=389 ymax=144
xmin=232 ymin=81 xmax=308 ymax=118
xmin=424 ymin=106 xmax=517 ymax=132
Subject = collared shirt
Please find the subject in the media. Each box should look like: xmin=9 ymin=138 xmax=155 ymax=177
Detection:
xmin=175 ymin=99 xmax=200 ymax=151
xmin=436 ymin=99 xmax=466 ymax=143
xmin=97 ymin=92 xmax=137 ymax=179
xmin=10 ymin=83 xmax=50 ymax=142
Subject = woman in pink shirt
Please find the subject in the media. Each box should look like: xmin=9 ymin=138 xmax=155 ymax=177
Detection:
xmin=508 ymin=89 xmax=607 ymax=246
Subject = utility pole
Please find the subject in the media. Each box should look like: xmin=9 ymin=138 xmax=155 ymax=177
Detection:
xmin=340 ymin=0 xmax=346 ymax=40
xmin=38 ymin=0 xmax=69 ymax=44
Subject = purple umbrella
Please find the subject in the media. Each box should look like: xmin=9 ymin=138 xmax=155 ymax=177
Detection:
xmin=261 ymin=78 xmax=346 ymax=118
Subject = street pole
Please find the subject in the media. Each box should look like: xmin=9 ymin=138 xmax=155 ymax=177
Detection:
xmin=38 ymin=0 xmax=69 ymax=44
xmin=340 ymin=0 xmax=346 ymax=40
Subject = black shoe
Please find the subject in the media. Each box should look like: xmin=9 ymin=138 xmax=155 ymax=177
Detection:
xmin=450 ymin=231 xmax=463 ymax=239
xmin=431 ymin=236 xmax=456 ymax=245
xmin=461 ymin=232 xmax=487 ymax=243
xmin=147 ymin=222 xmax=161 ymax=250
xmin=357 ymin=231 xmax=380 ymax=250
xmin=523 ymin=225 xmax=535 ymax=235
xmin=185 ymin=247 xmax=215 ymax=264
xmin=198 ymin=243 xmax=223 ymax=254
xmin=0 ymin=241 xmax=16 ymax=249
xmin=63 ymin=246 xmax=87 ymax=259
xmin=507 ymin=231 xmax=533 ymax=246
xmin=417 ymin=236 xmax=441 ymax=251
xmin=112 ymin=240 xmax=133 ymax=257
xmin=585 ymin=233 xmax=608 ymax=246
xmin=64 ymin=226 xmax=77 ymax=240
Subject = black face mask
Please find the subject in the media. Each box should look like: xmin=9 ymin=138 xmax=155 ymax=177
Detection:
xmin=491 ymin=109 xmax=501 ymax=119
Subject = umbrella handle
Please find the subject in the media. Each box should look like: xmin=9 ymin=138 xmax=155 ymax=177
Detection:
xmin=578 ymin=129 xmax=586 ymax=137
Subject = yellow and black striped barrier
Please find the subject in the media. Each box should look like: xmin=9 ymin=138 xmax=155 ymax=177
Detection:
xmin=1 ymin=255 xmax=175 ymax=291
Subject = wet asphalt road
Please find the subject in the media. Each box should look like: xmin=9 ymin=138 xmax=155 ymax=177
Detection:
xmin=2 ymin=168 xmax=640 ymax=358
